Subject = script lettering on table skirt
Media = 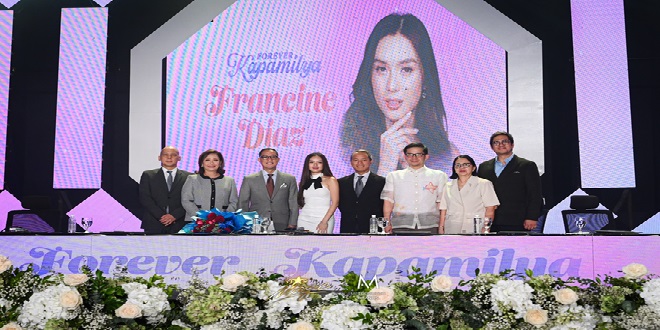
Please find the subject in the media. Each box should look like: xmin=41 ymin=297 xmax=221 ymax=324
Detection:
xmin=26 ymin=246 xmax=240 ymax=276
xmin=273 ymin=247 xmax=582 ymax=278
xmin=23 ymin=246 xmax=581 ymax=279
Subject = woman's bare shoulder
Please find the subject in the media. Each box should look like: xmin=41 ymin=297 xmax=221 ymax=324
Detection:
xmin=322 ymin=176 xmax=338 ymax=183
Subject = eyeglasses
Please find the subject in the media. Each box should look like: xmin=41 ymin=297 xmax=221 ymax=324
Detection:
xmin=259 ymin=156 xmax=279 ymax=160
xmin=454 ymin=163 xmax=472 ymax=169
xmin=405 ymin=153 xmax=426 ymax=158
xmin=491 ymin=140 xmax=511 ymax=146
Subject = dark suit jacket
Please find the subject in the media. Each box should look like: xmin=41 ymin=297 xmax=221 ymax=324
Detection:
xmin=338 ymin=172 xmax=386 ymax=234
xmin=477 ymin=155 xmax=542 ymax=231
xmin=139 ymin=168 xmax=190 ymax=234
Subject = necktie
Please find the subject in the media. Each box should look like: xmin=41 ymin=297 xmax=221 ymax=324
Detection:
xmin=355 ymin=175 xmax=364 ymax=197
xmin=167 ymin=171 xmax=173 ymax=191
xmin=267 ymin=174 xmax=274 ymax=198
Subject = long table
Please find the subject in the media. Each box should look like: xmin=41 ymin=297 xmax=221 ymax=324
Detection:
xmin=1 ymin=234 xmax=658 ymax=285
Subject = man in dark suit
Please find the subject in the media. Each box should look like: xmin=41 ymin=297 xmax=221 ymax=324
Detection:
xmin=139 ymin=147 xmax=191 ymax=234
xmin=238 ymin=148 xmax=299 ymax=231
xmin=338 ymin=149 xmax=386 ymax=233
xmin=477 ymin=132 xmax=542 ymax=232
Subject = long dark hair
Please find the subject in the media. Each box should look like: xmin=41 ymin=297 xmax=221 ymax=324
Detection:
xmin=341 ymin=13 xmax=451 ymax=171
xmin=297 ymin=152 xmax=333 ymax=208
xmin=197 ymin=149 xmax=225 ymax=178
xmin=449 ymin=155 xmax=477 ymax=179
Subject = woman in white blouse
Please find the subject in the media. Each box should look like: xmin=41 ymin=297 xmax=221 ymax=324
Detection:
xmin=439 ymin=155 xmax=499 ymax=234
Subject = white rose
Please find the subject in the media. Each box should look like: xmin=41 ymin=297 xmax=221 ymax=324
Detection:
xmin=430 ymin=275 xmax=453 ymax=292
xmin=63 ymin=274 xmax=89 ymax=286
xmin=0 ymin=255 xmax=12 ymax=273
xmin=116 ymin=302 xmax=143 ymax=319
xmin=0 ymin=322 xmax=23 ymax=330
xmin=59 ymin=290 xmax=82 ymax=310
xmin=220 ymin=273 xmax=249 ymax=292
xmin=553 ymin=288 xmax=579 ymax=305
xmin=287 ymin=321 xmax=315 ymax=330
xmin=367 ymin=287 xmax=395 ymax=308
xmin=525 ymin=308 xmax=548 ymax=327
xmin=623 ymin=263 xmax=648 ymax=279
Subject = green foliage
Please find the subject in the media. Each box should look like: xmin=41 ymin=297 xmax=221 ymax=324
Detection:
xmin=525 ymin=268 xmax=534 ymax=277
xmin=85 ymin=268 xmax=128 ymax=313
xmin=572 ymin=271 xmax=652 ymax=318
xmin=44 ymin=318 xmax=76 ymax=330
xmin=256 ymin=267 xmax=283 ymax=282
xmin=405 ymin=318 xmax=430 ymax=330
xmin=400 ymin=266 xmax=437 ymax=300
xmin=353 ymin=312 xmax=374 ymax=325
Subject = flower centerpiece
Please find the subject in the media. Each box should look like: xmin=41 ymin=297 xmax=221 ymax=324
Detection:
xmin=179 ymin=208 xmax=255 ymax=234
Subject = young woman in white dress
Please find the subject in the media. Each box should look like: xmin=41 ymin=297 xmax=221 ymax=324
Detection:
xmin=297 ymin=152 xmax=339 ymax=234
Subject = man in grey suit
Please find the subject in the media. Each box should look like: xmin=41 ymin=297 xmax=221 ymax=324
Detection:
xmin=139 ymin=146 xmax=191 ymax=233
xmin=238 ymin=148 xmax=299 ymax=231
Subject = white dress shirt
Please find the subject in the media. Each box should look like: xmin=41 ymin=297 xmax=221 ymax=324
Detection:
xmin=162 ymin=167 xmax=178 ymax=181
xmin=261 ymin=170 xmax=278 ymax=183
xmin=353 ymin=171 xmax=370 ymax=189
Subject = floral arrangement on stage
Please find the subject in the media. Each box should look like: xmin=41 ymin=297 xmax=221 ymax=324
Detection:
xmin=0 ymin=255 xmax=182 ymax=330
xmin=178 ymin=208 xmax=255 ymax=234
xmin=2 ymin=254 xmax=660 ymax=330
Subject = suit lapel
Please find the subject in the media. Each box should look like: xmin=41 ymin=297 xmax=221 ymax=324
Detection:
xmin=479 ymin=159 xmax=497 ymax=182
xmin=270 ymin=170 xmax=282 ymax=200
xmin=172 ymin=169 xmax=186 ymax=188
xmin=363 ymin=173 xmax=379 ymax=195
xmin=348 ymin=173 xmax=358 ymax=197
xmin=460 ymin=176 xmax=478 ymax=197
xmin=449 ymin=179 xmax=464 ymax=207
xmin=254 ymin=172 xmax=271 ymax=200
xmin=499 ymin=155 xmax=519 ymax=179
xmin=156 ymin=168 xmax=169 ymax=191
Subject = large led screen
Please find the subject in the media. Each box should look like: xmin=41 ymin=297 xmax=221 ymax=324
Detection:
xmin=571 ymin=0 xmax=635 ymax=188
xmin=0 ymin=10 xmax=12 ymax=191
xmin=166 ymin=0 xmax=506 ymax=184
xmin=53 ymin=8 xmax=108 ymax=188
